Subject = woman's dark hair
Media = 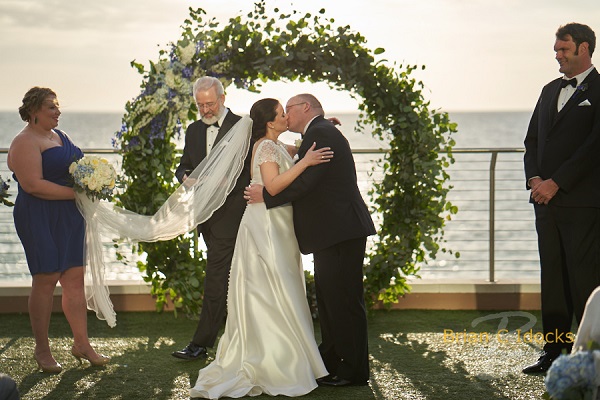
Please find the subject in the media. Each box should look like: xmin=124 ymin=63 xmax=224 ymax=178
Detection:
xmin=249 ymin=98 xmax=279 ymax=140
xmin=18 ymin=87 xmax=57 ymax=122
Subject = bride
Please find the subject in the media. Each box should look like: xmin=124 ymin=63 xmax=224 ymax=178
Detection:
xmin=189 ymin=98 xmax=331 ymax=398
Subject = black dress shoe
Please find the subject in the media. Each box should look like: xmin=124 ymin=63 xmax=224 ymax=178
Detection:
xmin=522 ymin=351 xmax=559 ymax=374
xmin=317 ymin=375 xmax=352 ymax=387
xmin=171 ymin=343 xmax=208 ymax=360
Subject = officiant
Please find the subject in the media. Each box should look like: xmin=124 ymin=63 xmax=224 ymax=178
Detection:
xmin=171 ymin=76 xmax=252 ymax=361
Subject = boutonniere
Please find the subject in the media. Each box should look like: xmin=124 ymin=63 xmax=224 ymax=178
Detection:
xmin=576 ymin=83 xmax=589 ymax=92
xmin=295 ymin=138 xmax=303 ymax=149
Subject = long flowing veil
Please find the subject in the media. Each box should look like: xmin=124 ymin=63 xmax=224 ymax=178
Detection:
xmin=75 ymin=116 xmax=253 ymax=327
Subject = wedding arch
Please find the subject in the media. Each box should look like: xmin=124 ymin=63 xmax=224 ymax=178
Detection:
xmin=114 ymin=2 xmax=457 ymax=316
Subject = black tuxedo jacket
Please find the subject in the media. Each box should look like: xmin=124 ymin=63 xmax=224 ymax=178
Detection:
xmin=524 ymin=68 xmax=600 ymax=207
xmin=264 ymin=116 xmax=376 ymax=254
xmin=176 ymin=111 xmax=251 ymax=238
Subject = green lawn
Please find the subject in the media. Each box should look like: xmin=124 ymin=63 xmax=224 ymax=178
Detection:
xmin=0 ymin=310 xmax=548 ymax=399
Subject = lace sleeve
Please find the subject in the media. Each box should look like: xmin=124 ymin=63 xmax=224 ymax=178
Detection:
xmin=256 ymin=140 xmax=282 ymax=167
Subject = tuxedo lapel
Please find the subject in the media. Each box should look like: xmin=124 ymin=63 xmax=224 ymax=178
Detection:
xmin=197 ymin=123 xmax=208 ymax=161
xmin=214 ymin=111 xmax=239 ymax=145
xmin=552 ymin=68 xmax=598 ymax=127
xmin=548 ymin=81 xmax=562 ymax=125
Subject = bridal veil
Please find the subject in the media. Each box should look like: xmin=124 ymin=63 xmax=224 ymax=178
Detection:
xmin=75 ymin=116 xmax=252 ymax=327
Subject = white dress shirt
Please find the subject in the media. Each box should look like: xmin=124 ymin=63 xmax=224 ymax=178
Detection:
xmin=557 ymin=65 xmax=594 ymax=112
xmin=206 ymin=109 xmax=229 ymax=155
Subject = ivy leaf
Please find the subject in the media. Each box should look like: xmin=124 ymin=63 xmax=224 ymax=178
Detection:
xmin=130 ymin=60 xmax=145 ymax=74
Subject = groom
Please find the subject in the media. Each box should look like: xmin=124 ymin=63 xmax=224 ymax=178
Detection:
xmin=523 ymin=23 xmax=600 ymax=373
xmin=245 ymin=94 xmax=376 ymax=386
xmin=171 ymin=77 xmax=251 ymax=360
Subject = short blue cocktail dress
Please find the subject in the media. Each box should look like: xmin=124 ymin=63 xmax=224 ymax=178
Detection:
xmin=13 ymin=130 xmax=85 ymax=275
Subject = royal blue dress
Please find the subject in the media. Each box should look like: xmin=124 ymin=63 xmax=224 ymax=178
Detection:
xmin=13 ymin=130 xmax=85 ymax=275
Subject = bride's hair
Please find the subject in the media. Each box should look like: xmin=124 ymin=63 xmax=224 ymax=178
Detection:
xmin=249 ymin=98 xmax=279 ymax=141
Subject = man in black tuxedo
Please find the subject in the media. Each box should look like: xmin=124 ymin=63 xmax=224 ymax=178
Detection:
xmin=245 ymin=94 xmax=376 ymax=386
xmin=523 ymin=23 xmax=600 ymax=374
xmin=171 ymin=76 xmax=251 ymax=360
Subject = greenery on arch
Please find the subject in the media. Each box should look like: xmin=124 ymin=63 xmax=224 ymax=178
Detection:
xmin=114 ymin=2 xmax=458 ymax=316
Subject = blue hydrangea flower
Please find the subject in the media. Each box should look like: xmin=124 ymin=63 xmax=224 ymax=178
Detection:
xmin=182 ymin=66 xmax=194 ymax=79
xmin=545 ymin=351 xmax=597 ymax=399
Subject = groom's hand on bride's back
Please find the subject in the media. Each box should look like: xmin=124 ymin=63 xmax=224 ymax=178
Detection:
xmin=244 ymin=184 xmax=264 ymax=204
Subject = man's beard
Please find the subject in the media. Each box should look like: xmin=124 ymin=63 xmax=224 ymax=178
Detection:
xmin=201 ymin=105 xmax=225 ymax=125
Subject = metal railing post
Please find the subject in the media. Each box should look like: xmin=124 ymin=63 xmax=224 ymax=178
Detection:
xmin=489 ymin=151 xmax=498 ymax=283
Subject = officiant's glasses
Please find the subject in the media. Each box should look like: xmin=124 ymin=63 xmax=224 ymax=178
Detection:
xmin=196 ymin=101 xmax=218 ymax=110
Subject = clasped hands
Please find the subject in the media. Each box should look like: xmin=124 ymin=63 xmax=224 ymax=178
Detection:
xmin=529 ymin=177 xmax=559 ymax=205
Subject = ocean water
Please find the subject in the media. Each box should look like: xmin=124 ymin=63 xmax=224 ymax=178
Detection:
xmin=0 ymin=110 xmax=533 ymax=149
xmin=0 ymin=110 xmax=538 ymax=282
xmin=0 ymin=111 xmax=390 ymax=150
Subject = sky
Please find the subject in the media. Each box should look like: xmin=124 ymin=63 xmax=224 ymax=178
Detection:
xmin=1 ymin=0 xmax=600 ymax=113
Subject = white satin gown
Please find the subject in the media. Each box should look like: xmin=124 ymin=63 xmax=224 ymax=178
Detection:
xmin=190 ymin=139 xmax=328 ymax=399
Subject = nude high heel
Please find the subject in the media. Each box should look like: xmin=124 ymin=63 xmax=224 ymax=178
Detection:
xmin=34 ymin=354 xmax=62 ymax=373
xmin=71 ymin=346 xmax=111 ymax=366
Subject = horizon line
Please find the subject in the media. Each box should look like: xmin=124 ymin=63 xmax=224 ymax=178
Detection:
xmin=0 ymin=108 xmax=533 ymax=114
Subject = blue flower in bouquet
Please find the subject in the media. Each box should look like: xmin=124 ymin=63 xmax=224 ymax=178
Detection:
xmin=0 ymin=174 xmax=14 ymax=207
xmin=545 ymin=351 xmax=598 ymax=399
xmin=69 ymin=156 xmax=117 ymax=201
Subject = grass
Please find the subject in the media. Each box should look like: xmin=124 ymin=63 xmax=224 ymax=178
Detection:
xmin=0 ymin=309 xmax=550 ymax=399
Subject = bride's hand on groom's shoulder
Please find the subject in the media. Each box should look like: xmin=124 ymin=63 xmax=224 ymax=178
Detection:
xmin=302 ymin=143 xmax=334 ymax=167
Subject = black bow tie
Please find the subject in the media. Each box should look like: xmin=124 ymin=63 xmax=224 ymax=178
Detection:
xmin=560 ymin=78 xmax=577 ymax=88
xmin=204 ymin=121 xmax=219 ymax=128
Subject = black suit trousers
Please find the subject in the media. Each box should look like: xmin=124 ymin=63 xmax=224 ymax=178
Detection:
xmin=313 ymin=236 xmax=369 ymax=383
xmin=534 ymin=204 xmax=600 ymax=353
xmin=191 ymin=225 xmax=238 ymax=347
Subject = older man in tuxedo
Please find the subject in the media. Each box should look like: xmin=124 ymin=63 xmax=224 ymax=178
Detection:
xmin=523 ymin=23 xmax=600 ymax=374
xmin=171 ymin=77 xmax=251 ymax=360
xmin=246 ymin=94 xmax=376 ymax=386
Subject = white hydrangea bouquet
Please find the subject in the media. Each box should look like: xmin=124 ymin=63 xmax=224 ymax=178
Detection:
xmin=69 ymin=156 xmax=117 ymax=201
xmin=544 ymin=345 xmax=600 ymax=400
xmin=0 ymin=174 xmax=14 ymax=207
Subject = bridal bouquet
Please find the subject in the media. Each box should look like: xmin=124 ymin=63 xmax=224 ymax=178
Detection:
xmin=544 ymin=345 xmax=600 ymax=400
xmin=69 ymin=156 xmax=117 ymax=201
xmin=0 ymin=174 xmax=13 ymax=206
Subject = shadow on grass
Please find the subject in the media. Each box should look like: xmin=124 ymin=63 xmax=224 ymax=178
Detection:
xmin=1 ymin=310 xmax=547 ymax=399
xmin=370 ymin=331 xmax=509 ymax=399
xmin=366 ymin=310 xmax=546 ymax=400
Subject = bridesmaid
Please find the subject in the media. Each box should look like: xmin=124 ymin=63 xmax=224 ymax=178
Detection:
xmin=7 ymin=87 xmax=110 ymax=373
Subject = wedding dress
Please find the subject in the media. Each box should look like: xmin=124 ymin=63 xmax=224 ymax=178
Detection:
xmin=189 ymin=139 xmax=328 ymax=399
xmin=573 ymin=286 xmax=600 ymax=351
